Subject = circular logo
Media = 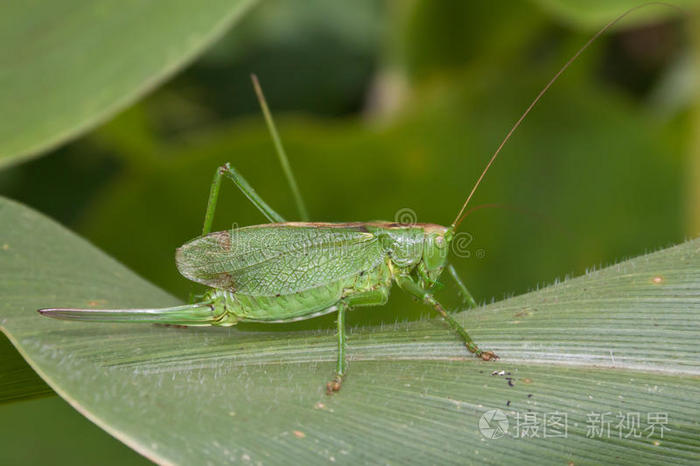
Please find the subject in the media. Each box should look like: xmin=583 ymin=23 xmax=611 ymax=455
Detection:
xmin=479 ymin=409 xmax=509 ymax=439
xmin=393 ymin=207 xmax=418 ymax=226
xmin=451 ymin=231 xmax=473 ymax=258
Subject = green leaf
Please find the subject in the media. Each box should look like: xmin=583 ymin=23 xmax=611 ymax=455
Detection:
xmin=0 ymin=0 xmax=256 ymax=167
xmin=1 ymin=196 xmax=699 ymax=464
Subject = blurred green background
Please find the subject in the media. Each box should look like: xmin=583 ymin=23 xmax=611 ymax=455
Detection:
xmin=1 ymin=0 xmax=699 ymax=463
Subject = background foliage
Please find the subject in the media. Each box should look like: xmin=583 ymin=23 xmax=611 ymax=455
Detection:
xmin=1 ymin=0 xmax=699 ymax=464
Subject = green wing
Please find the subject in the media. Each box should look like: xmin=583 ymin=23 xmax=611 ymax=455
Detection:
xmin=176 ymin=223 xmax=385 ymax=296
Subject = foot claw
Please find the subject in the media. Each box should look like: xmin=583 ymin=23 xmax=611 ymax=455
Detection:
xmin=326 ymin=376 xmax=343 ymax=395
xmin=479 ymin=351 xmax=499 ymax=361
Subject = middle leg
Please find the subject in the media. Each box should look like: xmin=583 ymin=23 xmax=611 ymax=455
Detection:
xmin=447 ymin=264 xmax=478 ymax=310
xmin=326 ymin=287 xmax=390 ymax=394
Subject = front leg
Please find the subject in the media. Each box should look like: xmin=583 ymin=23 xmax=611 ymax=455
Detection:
xmin=396 ymin=276 xmax=497 ymax=361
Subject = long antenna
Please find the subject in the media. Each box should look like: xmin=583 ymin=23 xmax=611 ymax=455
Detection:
xmin=451 ymin=2 xmax=678 ymax=230
xmin=251 ymin=74 xmax=310 ymax=221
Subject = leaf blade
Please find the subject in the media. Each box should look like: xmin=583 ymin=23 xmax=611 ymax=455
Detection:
xmin=0 ymin=0 xmax=257 ymax=166
xmin=1 ymin=196 xmax=699 ymax=464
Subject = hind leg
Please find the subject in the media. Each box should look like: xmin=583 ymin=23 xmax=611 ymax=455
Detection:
xmin=201 ymin=163 xmax=286 ymax=235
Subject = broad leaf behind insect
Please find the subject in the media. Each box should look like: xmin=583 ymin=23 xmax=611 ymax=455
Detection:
xmin=0 ymin=0 xmax=257 ymax=167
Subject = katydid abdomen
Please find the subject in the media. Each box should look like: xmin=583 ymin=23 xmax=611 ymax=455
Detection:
xmin=223 ymin=263 xmax=393 ymax=323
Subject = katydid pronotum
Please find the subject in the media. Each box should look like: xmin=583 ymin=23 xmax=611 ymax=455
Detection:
xmin=39 ymin=5 xmax=665 ymax=393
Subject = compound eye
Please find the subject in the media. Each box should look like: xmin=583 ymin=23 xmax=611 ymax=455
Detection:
xmin=435 ymin=235 xmax=445 ymax=247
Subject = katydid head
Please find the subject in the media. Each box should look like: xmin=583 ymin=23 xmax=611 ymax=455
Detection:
xmin=420 ymin=224 xmax=453 ymax=284
xmin=375 ymin=222 xmax=452 ymax=285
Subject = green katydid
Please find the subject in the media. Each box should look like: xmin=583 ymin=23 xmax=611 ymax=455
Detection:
xmin=39 ymin=6 xmax=658 ymax=393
